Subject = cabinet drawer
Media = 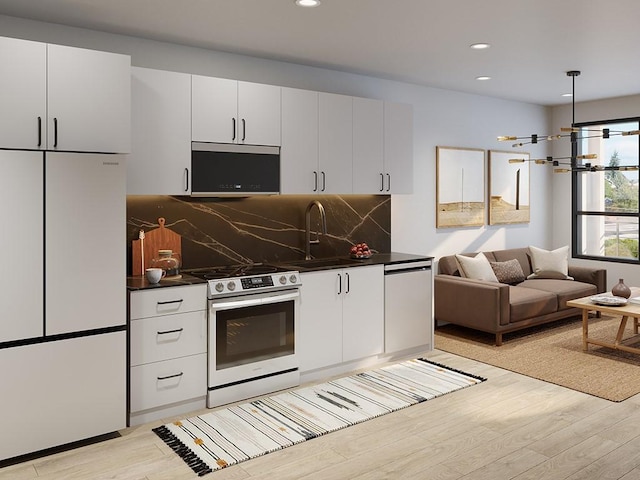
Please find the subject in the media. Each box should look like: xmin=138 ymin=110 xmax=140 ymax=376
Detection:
xmin=130 ymin=284 xmax=207 ymax=320
xmin=130 ymin=353 xmax=206 ymax=412
xmin=130 ymin=310 xmax=206 ymax=366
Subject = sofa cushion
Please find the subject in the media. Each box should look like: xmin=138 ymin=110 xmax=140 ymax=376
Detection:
xmin=509 ymin=286 xmax=558 ymax=322
xmin=490 ymin=259 xmax=526 ymax=284
xmin=490 ymin=248 xmax=533 ymax=277
xmin=528 ymin=245 xmax=573 ymax=280
xmin=455 ymin=253 xmax=498 ymax=282
xmin=519 ymin=279 xmax=597 ymax=310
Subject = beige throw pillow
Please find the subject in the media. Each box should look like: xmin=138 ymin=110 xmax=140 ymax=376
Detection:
xmin=527 ymin=245 xmax=573 ymax=280
xmin=455 ymin=252 xmax=498 ymax=282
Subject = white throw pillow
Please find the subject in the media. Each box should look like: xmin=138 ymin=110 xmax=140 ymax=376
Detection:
xmin=527 ymin=245 xmax=573 ymax=280
xmin=455 ymin=252 xmax=499 ymax=282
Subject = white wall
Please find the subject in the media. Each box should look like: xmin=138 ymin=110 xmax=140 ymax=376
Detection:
xmin=551 ymin=95 xmax=640 ymax=289
xmin=0 ymin=14 xmax=554 ymax=261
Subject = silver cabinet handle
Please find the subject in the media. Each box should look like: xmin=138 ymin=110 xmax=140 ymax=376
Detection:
xmin=313 ymin=171 xmax=318 ymax=192
xmin=380 ymin=173 xmax=384 ymax=192
xmin=242 ymin=118 xmax=246 ymax=141
xmin=345 ymin=272 xmax=350 ymax=293
xmin=184 ymin=168 xmax=189 ymax=192
xmin=232 ymin=117 xmax=236 ymax=141
xmin=321 ymin=171 xmax=326 ymax=191
xmin=338 ymin=273 xmax=342 ymax=295
xmin=386 ymin=173 xmax=391 ymax=192
xmin=37 ymin=116 xmax=42 ymax=147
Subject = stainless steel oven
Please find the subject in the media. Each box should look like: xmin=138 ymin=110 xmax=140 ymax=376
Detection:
xmin=189 ymin=265 xmax=301 ymax=408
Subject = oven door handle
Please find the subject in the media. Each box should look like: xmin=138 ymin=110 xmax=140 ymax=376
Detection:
xmin=211 ymin=290 xmax=299 ymax=310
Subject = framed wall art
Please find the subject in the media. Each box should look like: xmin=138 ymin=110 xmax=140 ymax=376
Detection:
xmin=488 ymin=150 xmax=530 ymax=225
xmin=436 ymin=146 xmax=485 ymax=228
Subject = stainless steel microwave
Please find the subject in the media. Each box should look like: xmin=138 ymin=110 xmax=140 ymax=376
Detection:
xmin=191 ymin=142 xmax=280 ymax=196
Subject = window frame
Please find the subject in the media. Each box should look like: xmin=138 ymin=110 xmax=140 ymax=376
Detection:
xmin=572 ymin=116 xmax=640 ymax=264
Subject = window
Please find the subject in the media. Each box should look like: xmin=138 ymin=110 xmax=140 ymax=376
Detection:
xmin=573 ymin=118 xmax=640 ymax=263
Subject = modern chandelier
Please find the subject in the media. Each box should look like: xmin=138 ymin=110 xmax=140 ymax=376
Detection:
xmin=498 ymin=70 xmax=640 ymax=173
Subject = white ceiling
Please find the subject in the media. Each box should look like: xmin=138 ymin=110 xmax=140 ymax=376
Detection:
xmin=0 ymin=0 xmax=639 ymax=106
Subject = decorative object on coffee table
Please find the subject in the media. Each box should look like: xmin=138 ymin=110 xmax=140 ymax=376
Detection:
xmin=612 ymin=278 xmax=632 ymax=299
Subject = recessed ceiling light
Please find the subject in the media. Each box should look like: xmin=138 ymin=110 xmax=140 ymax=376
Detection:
xmin=295 ymin=0 xmax=321 ymax=7
xmin=476 ymin=76 xmax=491 ymax=81
xmin=561 ymin=93 xmax=573 ymax=97
xmin=470 ymin=43 xmax=491 ymax=50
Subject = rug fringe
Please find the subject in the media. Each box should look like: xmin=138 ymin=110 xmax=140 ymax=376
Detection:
xmin=152 ymin=425 xmax=213 ymax=476
xmin=417 ymin=358 xmax=488 ymax=382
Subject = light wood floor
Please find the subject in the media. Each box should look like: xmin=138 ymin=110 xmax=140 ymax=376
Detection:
xmin=3 ymin=349 xmax=640 ymax=480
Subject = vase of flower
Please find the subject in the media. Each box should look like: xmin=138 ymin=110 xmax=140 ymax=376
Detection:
xmin=612 ymin=278 xmax=631 ymax=299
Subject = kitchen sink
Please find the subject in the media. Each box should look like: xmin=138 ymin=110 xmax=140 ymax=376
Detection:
xmin=282 ymin=257 xmax=364 ymax=270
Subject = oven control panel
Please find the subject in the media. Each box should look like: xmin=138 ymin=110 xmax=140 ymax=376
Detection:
xmin=208 ymin=271 xmax=301 ymax=297
xmin=241 ymin=275 xmax=274 ymax=289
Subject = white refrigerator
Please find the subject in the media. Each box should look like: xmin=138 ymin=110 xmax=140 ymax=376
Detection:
xmin=0 ymin=150 xmax=126 ymax=461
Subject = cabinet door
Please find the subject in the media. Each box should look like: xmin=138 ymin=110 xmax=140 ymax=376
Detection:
xmin=238 ymin=81 xmax=281 ymax=146
xmin=0 ymin=37 xmax=46 ymax=150
xmin=45 ymin=153 xmax=125 ymax=335
xmin=318 ymin=92 xmax=353 ymax=193
xmin=298 ymin=270 xmax=343 ymax=372
xmin=384 ymin=102 xmax=413 ymax=193
xmin=0 ymin=151 xmax=43 ymax=343
xmin=129 ymin=67 xmax=191 ymax=195
xmin=192 ymin=75 xmax=238 ymax=143
xmin=281 ymin=87 xmax=319 ymax=194
xmin=342 ymin=265 xmax=384 ymax=362
xmin=0 ymin=332 xmax=126 ymax=461
xmin=385 ymin=268 xmax=433 ymax=353
xmin=47 ymin=44 xmax=130 ymax=153
xmin=352 ymin=97 xmax=384 ymax=194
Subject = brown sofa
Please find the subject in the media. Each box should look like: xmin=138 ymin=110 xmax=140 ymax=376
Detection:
xmin=434 ymin=247 xmax=607 ymax=345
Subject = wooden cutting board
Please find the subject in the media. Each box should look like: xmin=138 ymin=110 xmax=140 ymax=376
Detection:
xmin=132 ymin=217 xmax=182 ymax=276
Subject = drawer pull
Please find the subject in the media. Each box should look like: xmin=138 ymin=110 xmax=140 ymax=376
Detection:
xmin=157 ymin=328 xmax=184 ymax=335
xmin=157 ymin=299 xmax=184 ymax=305
xmin=157 ymin=372 xmax=184 ymax=381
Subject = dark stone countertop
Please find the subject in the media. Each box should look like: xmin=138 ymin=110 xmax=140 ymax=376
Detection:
xmin=127 ymin=252 xmax=433 ymax=291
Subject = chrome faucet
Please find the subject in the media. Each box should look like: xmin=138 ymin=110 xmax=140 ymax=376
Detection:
xmin=305 ymin=200 xmax=327 ymax=260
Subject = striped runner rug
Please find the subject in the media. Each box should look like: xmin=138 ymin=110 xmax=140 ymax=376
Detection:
xmin=153 ymin=358 xmax=485 ymax=476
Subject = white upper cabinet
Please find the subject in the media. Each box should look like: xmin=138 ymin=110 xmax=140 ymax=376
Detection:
xmin=238 ymin=81 xmax=281 ymax=146
xmin=383 ymin=102 xmax=413 ymax=193
xmin=129 ymin=67 xmax=192 ymax=195
xmin=0 ymin=37 xmax=130 ymax=153
xmin=47 ymin=44 xmax=131 ymax=153
xmin=192 ymin=75 xmax=281 ymax=146
xmin=352 ymin=97 xmax=384 ymax=194
xmin=318 ymin=92 xmax=352 ymax=193
xmin=281 ymin=87 xmax=319 ymax=194
xmin=0 ymin=37 xmax=46 ymax=150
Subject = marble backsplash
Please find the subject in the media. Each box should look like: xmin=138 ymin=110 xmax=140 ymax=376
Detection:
xmin=126 ymin=195 xmax=390 ymax=272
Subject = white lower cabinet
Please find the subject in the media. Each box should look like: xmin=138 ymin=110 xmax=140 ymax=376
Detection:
xmin=298 ymin=265 xmax=384 ymax=372
xmin=129 ymin=284 xmax=207 ymax=425
xmin=0 ymin=332 xmax=126 ymax=462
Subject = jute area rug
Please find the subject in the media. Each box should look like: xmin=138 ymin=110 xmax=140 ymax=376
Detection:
xmin=435 ymin=315 xmax=640 ymax=402
xmin=153 ymin=358 xmax=485 ymax=476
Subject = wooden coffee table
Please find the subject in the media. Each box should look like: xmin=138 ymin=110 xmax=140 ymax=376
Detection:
xmin=567 ymin=288 xmax=640 ymax=354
